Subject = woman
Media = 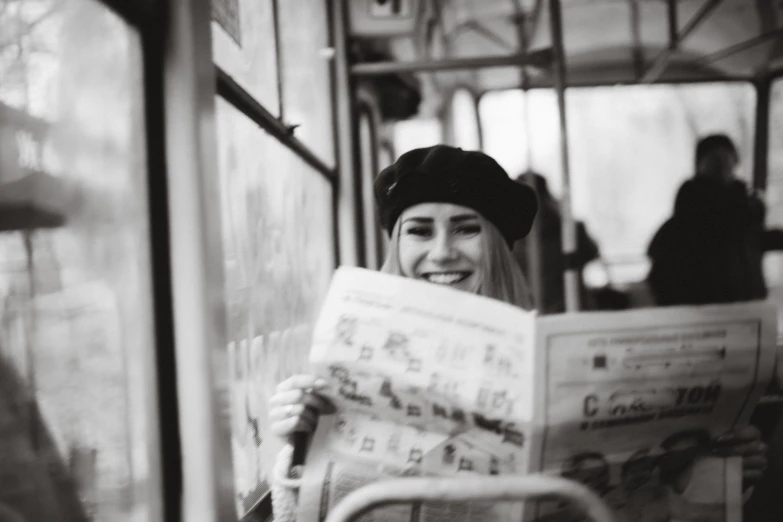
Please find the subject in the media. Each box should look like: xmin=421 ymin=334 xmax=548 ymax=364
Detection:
xmin=268 ymin=145 xmax=767 ymax=520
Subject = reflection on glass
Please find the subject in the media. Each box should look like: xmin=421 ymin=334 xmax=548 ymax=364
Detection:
xmin=211 ymin=0 xmax=280 ymax=115
xmin=277 ymin=0 xmax=335 ymax=167
xmin=481 ymin=83 xmax=756 ymax=285
xmin=0 ymin=0 xmax=156 ymax=521
xmin=214 ymin=98 xmax=335 ymax=517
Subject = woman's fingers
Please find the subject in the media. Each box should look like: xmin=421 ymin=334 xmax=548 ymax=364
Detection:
xmin=712 ymin=427 xmax=765 ymax=457
xmin=268 ymin=374 xmax=333 ymax=440
xmin=714 ymin=425 xmax=761 ymax=445
xmin=270 ymin=414 xmax=317 ymax=438
xmin=269 ymin=389 xmax=332 ymax=411
xmin=269 ymin=404 xmax=319 ymax=424
xmin=277 ymin=374 xmax=328 ymax=393
xmin=268 ymin=403 xmax=305 ymax=421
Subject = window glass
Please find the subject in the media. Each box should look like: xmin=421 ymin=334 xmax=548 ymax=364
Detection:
xmin=451 ymin=89 xmax=480 ymax=150
xmin=0 ymin=0 xmax=156 ymax=520
xmin=481 ymin=83 xmax=756 ymax=286
xmin=277 ymin=0 xmax=335 ymax=166
xmin=215 ymin=98 xmax=335 ymax=516
xmin=393 ymin=119 xmax=442 ymax=156
xmin=212 ymin=0 xmax=280 ymax=115
xmin=764 ymin=78 xmax=783 ymax=322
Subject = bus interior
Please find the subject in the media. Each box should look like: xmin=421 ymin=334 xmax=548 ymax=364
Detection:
xmin=0 ymin=0 xmax=782 ymax=521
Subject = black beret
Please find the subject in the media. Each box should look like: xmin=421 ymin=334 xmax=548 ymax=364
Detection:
xmin=374 ymin=145 xmax=538 ymax=246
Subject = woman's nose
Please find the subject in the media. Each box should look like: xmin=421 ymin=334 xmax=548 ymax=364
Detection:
xmin=427 ymin=234 xmax=457 ymax=262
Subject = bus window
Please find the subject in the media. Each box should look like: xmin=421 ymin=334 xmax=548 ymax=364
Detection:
xmin=0 ymin=0 xmax=158 ymax=520
xmin=393 ymin=118 xmax=443 ymax=156
xmin=277 ymin=0 xmax=335 ymax=166
xmin=214 ymin=99 xmax=336 ymax=517
xmin=481 ymin=83 xmax=756 ymax=288
xmin=450 ymin=88 xmax=481 ymax=150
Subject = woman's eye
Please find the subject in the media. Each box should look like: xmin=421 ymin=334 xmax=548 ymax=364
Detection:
xmin=405 ymin=226 xmax=432 ymax=237
xmin=455 ymin=224 xmax=481 ymax=236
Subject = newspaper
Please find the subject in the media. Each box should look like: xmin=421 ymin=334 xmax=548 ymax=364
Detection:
xmin=295 ymin=267 xmax=777 ymax=522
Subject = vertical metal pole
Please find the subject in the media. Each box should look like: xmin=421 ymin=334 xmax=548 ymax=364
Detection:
xmin=332 ymin=0 xmax=362 ymax=267
xmin=629 ymin=0 xmax=644 ymax=80
xmin=753 ymin=78 xmax=771 ymax=192
xmin=513 ymin=12 xmax=544 ymax=312
xmin=666 ymin=0 xmax=679 ymax=49
xmin=163 ymin=0 xmax=236 ymax=519
xmin=549 ymin=0 xmax=580 ymax=312
xmin=22 ymin=230 xmax=39 ymax=450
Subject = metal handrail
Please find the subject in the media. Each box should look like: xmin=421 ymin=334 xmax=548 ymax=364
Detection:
xmin=324 ymin=475 xmax=619 ymax=522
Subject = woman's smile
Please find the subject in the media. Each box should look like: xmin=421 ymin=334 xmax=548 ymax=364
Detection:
xmin=397 ymin=202 xmax=485 ymax=293
xmin=420 ymin=271 xmax=473 ymax=285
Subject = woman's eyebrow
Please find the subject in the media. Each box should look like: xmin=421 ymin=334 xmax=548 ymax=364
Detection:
xmin=451 ymin=214 xmax=479 ymax=223
xmin=402 ymin=217 xmax=434 ymax=224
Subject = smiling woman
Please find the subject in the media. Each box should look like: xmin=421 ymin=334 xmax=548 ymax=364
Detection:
xmin=267 ymin=144 xmax=538 ymax=521
xmin=395 ymin=203 xmax=485 ymax=293
xmin=374 ymin=145 xmax=537 ymax=309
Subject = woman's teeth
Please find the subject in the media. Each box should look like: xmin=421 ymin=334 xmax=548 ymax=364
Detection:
xmin=424 ymin=272 xmax=469 ymax=285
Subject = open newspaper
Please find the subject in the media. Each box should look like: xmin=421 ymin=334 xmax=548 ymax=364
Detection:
xmin=296 ymin=267 xmax=777 ymax=522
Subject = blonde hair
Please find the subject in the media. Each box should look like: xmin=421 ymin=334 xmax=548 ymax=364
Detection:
xmin=381 ymin=215 xmax=534 ymax=310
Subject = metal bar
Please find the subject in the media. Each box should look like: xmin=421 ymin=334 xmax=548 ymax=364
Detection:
xmin=512 ymin=6 xmax=544 ymax=312
xmin=163 ymin=0 xmax=236 ymax=519
xmin=351 ymin=51 xmax=551 ymax=76
xmin=22 ymin=231 xmax=38 ymax=451
xmin=215 ymin=67 xmax=336 ymax=181
xmin=448 ymin=21 xmax=513 ymax=51
xmin=667 ymin=0 xmax=679 ymax=49
xmin=513 ymin=72 xmax=752 ymax=90
xmin=696 ymin=29 xmax=783 ymax=66
xmin=323 ymin=476 xmax=618 ymax=522
xmin=753 ymin=79 xmax=771 ymax=192
xmin=140 ymin=20 xmax=176 ymax=522
xmin=678 ymin=0 xmax=723 ymax=43
xmin=332 ymin=0 xmax=362 ymax=267
xmin=629 ymin=0 xmax=644 ymax=83
xmin=271 ymin=0 xmax=285 ymax=121
xmin=527 ymin=0 xmax=546 ymax=44
xmin=640 ymin=0 xmax=723 ymax=84
xmin=549 ymin=0 xmax=580 ymax=313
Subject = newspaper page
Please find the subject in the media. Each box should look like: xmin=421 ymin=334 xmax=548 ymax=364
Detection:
xmin=529 ymin=303 xmax=777 ymax=522
xmin=297 ymin=267 xmax=538 ymax=522
xmin=294 ymin=267 xmax=777 ymax=522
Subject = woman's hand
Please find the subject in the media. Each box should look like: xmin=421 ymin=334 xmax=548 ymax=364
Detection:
xmin=712 ymin=425 xmax=768 ymax=485
xmin=269 ymin=374 xmax=333 ymax=442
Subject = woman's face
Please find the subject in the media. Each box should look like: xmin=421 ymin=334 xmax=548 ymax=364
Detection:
xmin=397 ymin=202 xmax=485 ymax=292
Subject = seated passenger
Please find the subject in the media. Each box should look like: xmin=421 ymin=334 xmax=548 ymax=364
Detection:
xmin=512 ymin=172 xmax=600 ymax=313
xmin=266 ymin=145 xmax=766 ymax=521
xmin=647 ymin=134 xmax=783 ymax=306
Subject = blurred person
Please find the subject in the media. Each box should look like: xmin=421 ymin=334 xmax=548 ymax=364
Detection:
xmin=647 ymin=134 xmax=783 ymax=306
xmin=512 ymin=172 xmax=601 ymax=314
